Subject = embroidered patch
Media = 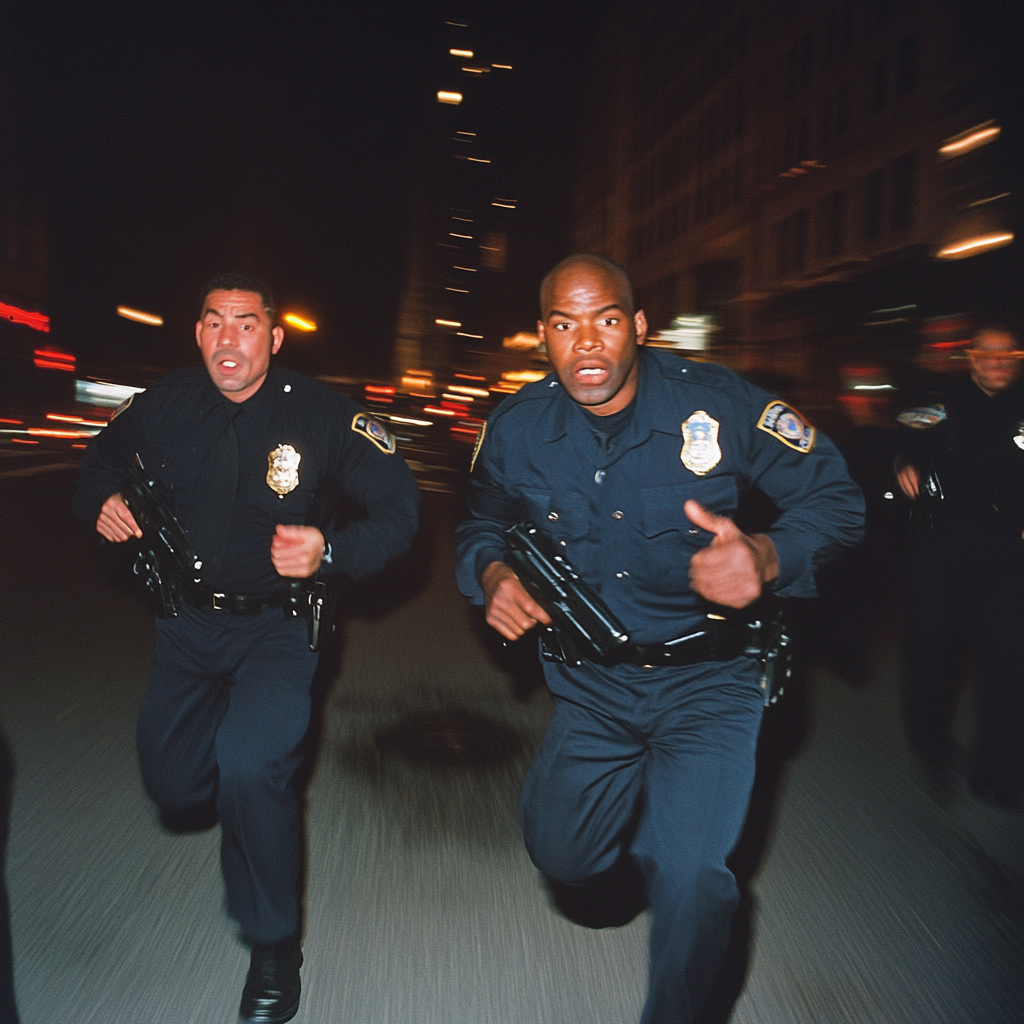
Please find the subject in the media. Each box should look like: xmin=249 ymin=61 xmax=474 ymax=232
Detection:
xmin=897 ymin=404 xmax=947 ymax=429
xmin=757 ymin=401 xmax=816 ymax=452
xmin=351 ymin=412 xmax=396 ymax=454
xmin=267 ymin=444 xmax=301 ymax=497
xmin=470 ymin=421 xmax=486 ymax=473
xmin=111 ymin=394 xmax=134 ymax=420
xmin=680 ymin=410 xmax=722 ymax=476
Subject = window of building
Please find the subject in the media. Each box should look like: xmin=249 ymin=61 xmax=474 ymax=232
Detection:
xmin=871 ymin=55 xmax=888 ymax=113
xmin=890 ymin=151 xmax=916 ymax=229
xmin=797 ymin=114 xmax=811 ymax=162
xmin=786 ymin=33 xmax=815 ymax=98
xmin=839 ymin=0 xmax=855 ymax=54
xmin=776 ymin=209 xmax=808 ymax=277
xmin=862 ymin=169 xmax=884 ymax=240
xmin=817 ymin=190 xmax=846 ymax=258
xmin=836 ymin=84 xmax=850 ymax=137
xmin=896 ymin=33 xmax=920 ymax=95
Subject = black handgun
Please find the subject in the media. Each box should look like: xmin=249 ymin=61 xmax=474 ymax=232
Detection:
xmin=504 ymin=521 xmax=630 ymax=663
xmin=121 ymin=454 xmax=203 ymax=617
xmin=283 ymin=579 xmax=337 ymax=652
xmin=742 ymin=602 xmax=791 ymax=707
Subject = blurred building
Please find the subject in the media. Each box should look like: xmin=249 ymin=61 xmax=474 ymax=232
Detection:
xmin=571 ymin=0 xmax=1021 ymax=394
xmin=0 ymin=29 xmax=68 ymax=420
xmin=393 ymin=10 xmax=524 ymax=378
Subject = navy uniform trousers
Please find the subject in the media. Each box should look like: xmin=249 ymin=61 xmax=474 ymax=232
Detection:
xmin=902 ymin=515 xmax=1024 ymax=795
xmin=519 ymin=654 xmax=765 ymax=1024
xmin=136 ymin=603 xmax=318 ymax=946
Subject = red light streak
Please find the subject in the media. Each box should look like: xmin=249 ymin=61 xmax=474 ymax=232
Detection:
xmin=1 ymin=301 xmax=50 ymax=332
xmin=33 ymin=348 xmax=76 ymax=371
xmin=454 ymin=373 xmax=486 ymax=381
xmin=0 ymin=417 xmax=24 ymax=425
xmin=11 ymin=438 xmax=38 ymax=445
xmin=364 ymin=385 xmax=396 ymax=395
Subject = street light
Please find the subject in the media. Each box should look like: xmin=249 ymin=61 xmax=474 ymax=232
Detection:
xmin=117 ymin=306 xmax=163 ymax=325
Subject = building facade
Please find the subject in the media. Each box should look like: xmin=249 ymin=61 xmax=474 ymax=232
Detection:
xmin=572 ymin=0 xmax=1020 ymax=392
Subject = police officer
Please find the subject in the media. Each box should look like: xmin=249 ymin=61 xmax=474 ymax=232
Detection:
xmin=456 ymin=255 xmax=863 ymax=1024
xmin=896 ymin=325 xmax=1024 ymax=809
xmin=75 ymin=272 xmax=419 ymax=1024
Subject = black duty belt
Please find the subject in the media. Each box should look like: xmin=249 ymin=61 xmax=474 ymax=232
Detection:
xmin=185 ymin=587 xmax=293 ymax=615
xmin=541 ymin=614 xmax=761 ymax=668
xmin=625 ymin=619 xmax=751 ymax=668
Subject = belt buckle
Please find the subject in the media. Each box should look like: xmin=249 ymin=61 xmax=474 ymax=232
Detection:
xmin=212 ymin=592 xmax=227 ymax=611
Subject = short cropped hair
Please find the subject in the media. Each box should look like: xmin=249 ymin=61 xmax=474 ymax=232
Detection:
xmin=201 ymin=271 xmax=276 ymax=322
xmin=971 ymin=324 xmax=1019 ymax=347
xmin=539 ymin=254 xmax=635 ymax=318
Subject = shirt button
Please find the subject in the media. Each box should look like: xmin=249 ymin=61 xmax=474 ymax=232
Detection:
xmin=594 ymin=470 xmax=606 ymax=485
xmin=612 ymin=510 xmax=623 ymax=520
xmin=548 ymin=512 xmax=559 ymax=521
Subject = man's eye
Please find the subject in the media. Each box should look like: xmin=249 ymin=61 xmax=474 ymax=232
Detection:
xmin=553 ymin=321 xmax=572 ymax=330
xmin=600 ymin=317 xmax=619 ymax=326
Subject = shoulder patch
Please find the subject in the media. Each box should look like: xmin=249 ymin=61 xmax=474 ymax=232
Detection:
xmin=470 ymin=421 xmax=486 ymax=473
xmin=897 ymin=404 xmax=946 ymax=429
xmin=757 ymin=401 xmax=816 ymax=452
xmin=111 ymin=393 xmax=134 ymax=420
xmin=351 ymin=412 xmax=396 ymax=454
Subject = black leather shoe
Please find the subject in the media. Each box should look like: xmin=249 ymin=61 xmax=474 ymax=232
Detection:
xmin=238 ymin=939 xmax=302 ymax=1024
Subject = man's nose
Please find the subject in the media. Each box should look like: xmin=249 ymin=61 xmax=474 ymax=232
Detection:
xmin=575 ymin=323 xmax=600 ymax=350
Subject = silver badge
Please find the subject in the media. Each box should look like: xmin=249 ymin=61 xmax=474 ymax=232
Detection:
xmin=680 ymin=410 xmax=722 ymax=476
xmin=267 ymin=444 xmax=301 ymax=497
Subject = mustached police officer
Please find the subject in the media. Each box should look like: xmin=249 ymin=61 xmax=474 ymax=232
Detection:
xmin=456 ymin=255 xmax=863 ymax=1024
xmin=75 ymin=272 xmax=419 ymax=1023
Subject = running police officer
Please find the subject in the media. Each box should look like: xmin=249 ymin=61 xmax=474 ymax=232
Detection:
xmin=75 ymin=272 xmax=419 ymax=1024
xmin=896 ymin=325 xmax=1024 ymax=809
xmin=456 ymin=255 xmax=864 ymax=1024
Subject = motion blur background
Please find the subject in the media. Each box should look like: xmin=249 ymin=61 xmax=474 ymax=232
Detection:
xmin=1 ymin=3 xmax=1022 ymax=1023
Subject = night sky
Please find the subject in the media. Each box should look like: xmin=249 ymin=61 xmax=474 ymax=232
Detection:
xmin=7 ymin=1 xmax=603 ymax=376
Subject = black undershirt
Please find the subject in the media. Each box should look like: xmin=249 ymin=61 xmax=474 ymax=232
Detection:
xmin=579 ymin=398 xmax=636 ymax=454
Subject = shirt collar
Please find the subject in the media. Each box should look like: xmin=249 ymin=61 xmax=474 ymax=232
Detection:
xmin=544 ymin=348 xmax=683 ymax=444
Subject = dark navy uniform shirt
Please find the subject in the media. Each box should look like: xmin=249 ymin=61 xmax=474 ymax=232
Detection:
xmin=75 ymin=363 xmax=419 ymax=593
xmin=897 ymin=377 xmax=1024 ymax=523
xmin=456 ymin=348 xmax=864 ymax=645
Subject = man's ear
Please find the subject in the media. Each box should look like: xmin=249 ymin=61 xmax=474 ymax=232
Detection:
xmin=195 ymin=321 xmax=203 ymax=347
xmin=634 ymin=309 xmax=648 ymax=345
xmin=271 ymin=326 xmax=284 ymax=354
xmin=536 ymin=320 xmax=547 ymax=345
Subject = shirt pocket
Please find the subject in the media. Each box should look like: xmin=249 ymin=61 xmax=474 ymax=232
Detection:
xmin=143 ymin=441 xmax=203 ymax=494
xmin=519 ymin=487 xmax=590 ymax=542
xmin=639 ymin=476 xmax=738 ymax=593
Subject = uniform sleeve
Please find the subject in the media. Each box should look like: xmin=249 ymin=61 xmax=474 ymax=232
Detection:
xmin=743 ymin=394 xmax=865 ymax=599
xmin=454 ymin=418 xmax=522 ymax=604
xmin=73 ymin=400 xmax=140 ymax=529
xmin=319 ymin=414 xmax=420 ymax=582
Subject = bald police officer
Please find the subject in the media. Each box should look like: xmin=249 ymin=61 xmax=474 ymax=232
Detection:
xmin=76 ymin=271 xmax=419 ymax=1023
xmin=457 ymin=255 xmax=863 ymax=1024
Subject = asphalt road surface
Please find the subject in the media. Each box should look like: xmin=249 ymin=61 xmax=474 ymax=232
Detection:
xmin=2 ymin=454 xmax=1022 ymax=1023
